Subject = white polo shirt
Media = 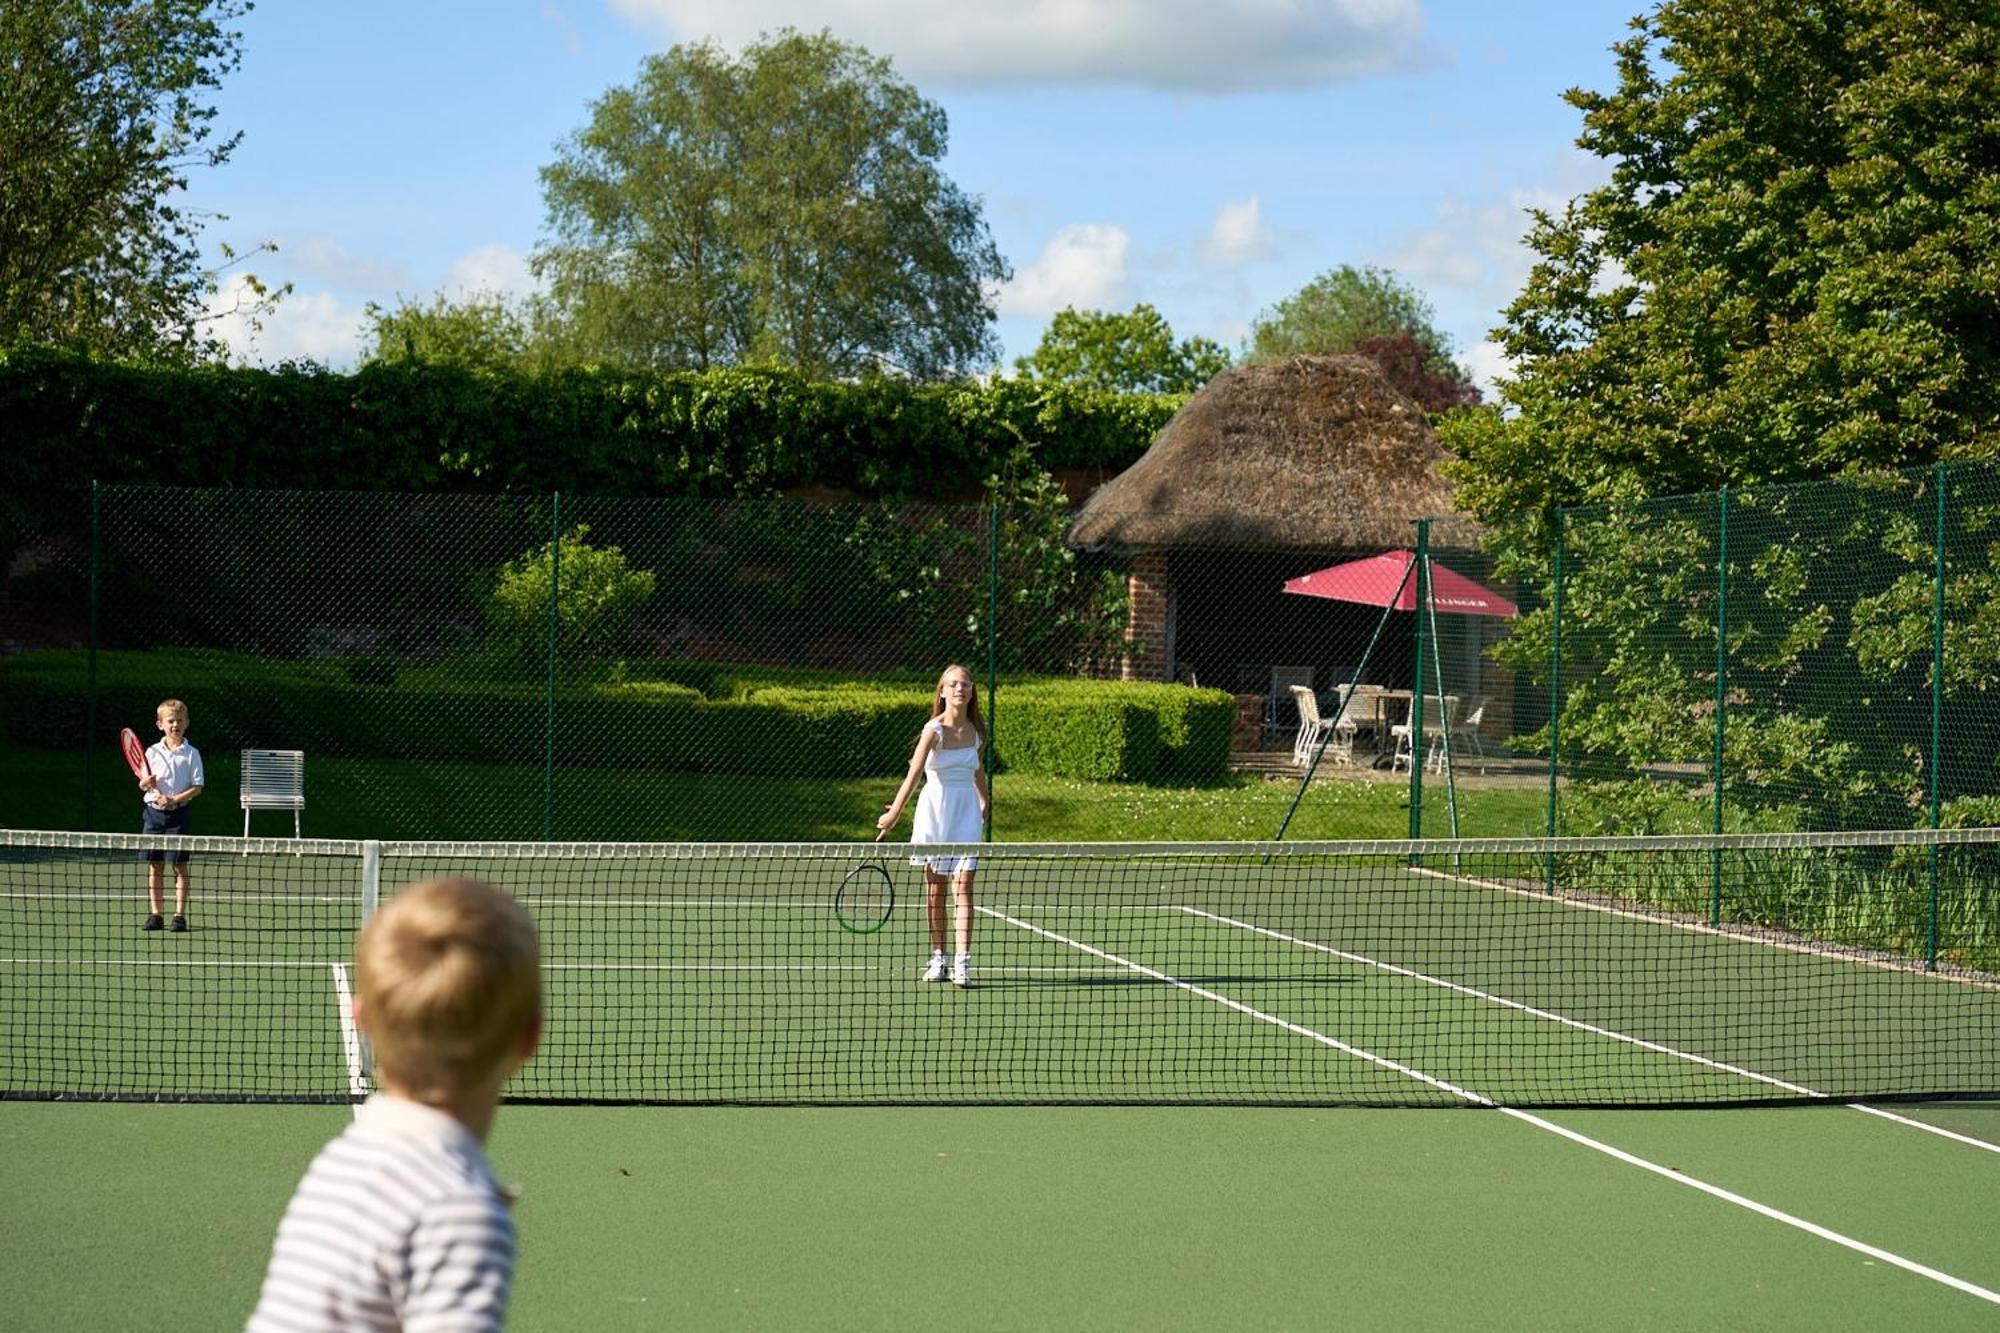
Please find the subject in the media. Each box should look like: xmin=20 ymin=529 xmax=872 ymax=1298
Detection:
xmin=144 ymin=739 xmax=205 ymax=808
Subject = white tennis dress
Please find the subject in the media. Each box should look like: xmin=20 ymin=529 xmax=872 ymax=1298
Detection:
xmin=910 ymin=719 xmax=982 ymax=872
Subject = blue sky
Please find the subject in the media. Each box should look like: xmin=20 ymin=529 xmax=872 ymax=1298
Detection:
xmin=200 ymin=1 xmax=1638 ymax=391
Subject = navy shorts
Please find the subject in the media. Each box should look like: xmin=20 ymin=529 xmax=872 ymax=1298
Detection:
xmin=138 ymin=803 xmax=193 ymax=864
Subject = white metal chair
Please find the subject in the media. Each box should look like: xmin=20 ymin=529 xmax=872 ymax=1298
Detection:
xmin=1289 ymin=686 xmax=1335 ymax=767
xmin=1390 ymin=696 xmax=1458 ymax=775
xmin=1448 ymin=696 xmax=1491 ymax=773
xmin=1268 ymin=665 xmax=1316 ymax=747
xmin=240 ymin=749 xmax=305 ymax=837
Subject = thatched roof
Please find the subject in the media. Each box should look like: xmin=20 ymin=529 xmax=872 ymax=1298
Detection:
xmin=1067 ymin=354 xmax=1467 ymax=552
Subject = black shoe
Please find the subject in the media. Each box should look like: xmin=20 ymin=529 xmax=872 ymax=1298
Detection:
xmin=169 ymin=915 xmax=188 ymax=933
xmin=141 ymin=914 xmax=163 ymax=931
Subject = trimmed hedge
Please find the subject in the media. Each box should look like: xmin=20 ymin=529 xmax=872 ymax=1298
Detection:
xmin=4 ymin=651 xmax=1236 ymax=783
xmin=3 ymin=350 xmax=1180 ymax=543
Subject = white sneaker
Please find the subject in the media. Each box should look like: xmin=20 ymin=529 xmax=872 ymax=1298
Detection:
xmin=950 ymin=954 xmax=971 ymax=988
xmin=920 ymin=951 xmax=947 ymax=983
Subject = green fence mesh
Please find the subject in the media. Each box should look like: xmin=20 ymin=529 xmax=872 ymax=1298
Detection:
xmin=3 ymin=458 xmax=1997 ymax=869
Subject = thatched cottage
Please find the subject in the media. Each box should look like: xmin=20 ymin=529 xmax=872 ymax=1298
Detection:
xmin=1068 ymin=354 xmax=1511 ymax=745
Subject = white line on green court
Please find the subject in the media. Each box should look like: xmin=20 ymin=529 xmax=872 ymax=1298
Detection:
xmin=980 ymin=903 xmax=2000 ymax=1309
xmin=1184 ymin=906 xmax=2000 ymax=1156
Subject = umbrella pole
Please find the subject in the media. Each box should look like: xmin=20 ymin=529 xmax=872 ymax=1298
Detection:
xmin=1270 ymin=558 xmax=1415 ymax=845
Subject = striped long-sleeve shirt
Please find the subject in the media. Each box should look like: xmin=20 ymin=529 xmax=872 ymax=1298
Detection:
xmin=247 ymin=1095 xmax=517 ymax=1331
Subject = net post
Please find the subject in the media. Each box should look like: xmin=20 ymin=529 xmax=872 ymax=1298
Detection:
xmin=84 ymin=479 xmax=101 ymax=831
xmin=1928 ymin=461 xmax=1946 ymax=970
xmin=1423 ymin=554 xmax=1460 ymax=841
xmin=986 ymin=498 xmax=998 ymax=842
xmin=359 ymin=840 xmax=381 ymax=1078
xmin=544 ymin=493 xmax=560 ymax=842
xmin=1408 ymin=521 xmax=1430 ymax=857
xmin=1544 ymin=505 xmax=1563 ymax=893
xmin=1711 ymin=486 xmax=1728 ymax=928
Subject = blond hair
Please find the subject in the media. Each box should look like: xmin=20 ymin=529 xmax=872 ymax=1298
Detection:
xmin=356 ymin=878 xmax=541 ymax=1100
xmin=156 ymin=698 xmax=189 ymax=726
xmin=929 ymin=664 xmax=986 ymax=742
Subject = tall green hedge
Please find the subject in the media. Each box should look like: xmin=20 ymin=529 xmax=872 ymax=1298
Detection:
xmin=2 ymin=348 xmax=1179 ymax=540
xmin=4 ymin=651 xmax=1236 ymax=784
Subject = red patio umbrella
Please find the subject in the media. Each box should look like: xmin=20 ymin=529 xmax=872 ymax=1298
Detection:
xmin=1282 ymin=549 xmax=1517 ymax=618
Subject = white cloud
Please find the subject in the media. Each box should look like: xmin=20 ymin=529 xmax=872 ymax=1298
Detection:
xmin=206 ymin=274 xmax=370 ymax=368
xmin=281 ymin=235 xmax=408 ymax=292
xmin=611 ymin=0 xmax=1431 ymax=92
xmin=1381 ymin=188 xmax=1561 ymax=304
xmin=542 ymin=3 xmax=584 ymax=54
xmin=1204 ymin=194 xmax=1274 ymax=267
xmin=1460 ymin=339 xmax=1513 ymax=398
xmin=999 ymin=223 xmax=1129 ymax=316
xmin=447 ymin=244 xmax=539 ymax=300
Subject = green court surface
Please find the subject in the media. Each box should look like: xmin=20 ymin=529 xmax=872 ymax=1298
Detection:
xmin=4 ymin=1099 xmax=1999 ymax=1329
xmin=5 ymin=832 xmax=1999 ymax=1326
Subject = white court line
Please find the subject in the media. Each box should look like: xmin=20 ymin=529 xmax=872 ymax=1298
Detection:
xmin=1184 ymin=906 xmax=2000 ymax=1157
xmin=332 ymin=964 xmax=367 ymax=1105
xmin=1407 ymin=863 xmax=2000 ymax=991
xmin=979 ymin=903 xmax=2000 ymax=1308
xmin=0 ymin=958 xmax=344 ymax=968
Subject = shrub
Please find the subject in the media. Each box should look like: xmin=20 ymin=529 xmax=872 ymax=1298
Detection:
xmin=488 ymin=525 xmax=655 ymax=657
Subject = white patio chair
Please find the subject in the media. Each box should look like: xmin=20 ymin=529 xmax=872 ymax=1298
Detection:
xmin=240 ymin=749 xmax=305 ymax=838
xmin=1269 ymin=665 xmax=1316 ymax=748
xmin=1448 ymin=696 xmax=1490 ymax=773
xmin=1296 ymin=680 xmax=1328 ymax=764
xmin=1389 ymin=696 xmax=1456 ymax=775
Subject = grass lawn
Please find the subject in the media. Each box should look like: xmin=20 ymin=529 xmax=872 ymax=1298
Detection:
xmin=5 ymin=746 xmax=1549 ymax=843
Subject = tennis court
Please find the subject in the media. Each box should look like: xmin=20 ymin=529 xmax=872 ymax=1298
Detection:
xmin=5 ymin=828 xmax=1999 ymax=1326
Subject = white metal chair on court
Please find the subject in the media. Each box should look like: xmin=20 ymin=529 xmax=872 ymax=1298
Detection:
xmin=240 ymin=749 xmax=305 ymax=838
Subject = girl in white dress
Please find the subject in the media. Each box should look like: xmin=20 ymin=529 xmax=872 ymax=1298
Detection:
xmin=877 ymin=664 xmax=989 ymax=987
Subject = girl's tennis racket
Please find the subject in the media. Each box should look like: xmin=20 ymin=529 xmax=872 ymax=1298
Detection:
xmin=835 ymin=833 xmax=895 ymax=934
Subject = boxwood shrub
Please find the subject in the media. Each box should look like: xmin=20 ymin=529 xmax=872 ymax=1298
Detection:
xmin=4 ymin=651 xmax=1235 ymax=783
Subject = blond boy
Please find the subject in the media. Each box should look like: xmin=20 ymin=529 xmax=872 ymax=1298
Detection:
xmin=248 ymin=879 xmax=542 ymax=1331
xmin=137 ymin=698 xmax=203 ymax=932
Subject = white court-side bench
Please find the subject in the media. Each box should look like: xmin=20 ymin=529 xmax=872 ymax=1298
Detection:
xmin=240 ymin=749 xmax=305 ymax=837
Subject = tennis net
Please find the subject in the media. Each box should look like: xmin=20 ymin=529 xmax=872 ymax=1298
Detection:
xmin=3 ymin=826 xmax=1997 ymax=1107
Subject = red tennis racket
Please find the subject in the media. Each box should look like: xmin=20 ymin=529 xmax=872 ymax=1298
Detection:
xmin=120 ymin=727 xmax=152 ymax=790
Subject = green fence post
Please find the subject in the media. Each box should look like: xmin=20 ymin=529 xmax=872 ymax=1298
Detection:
xmin=84 ymin=480 xmax=101 ymax=831
xmin=1408 ymin=520 xmax=1430 ymax=847
xmin=1929 ymin=462 xmax=1946 ymax=971
xmin=1545 ymin=506 xmax=1563 ymax=892
xmin=544 ymin=494 xmax=560 ymax=841
xmin=986 ymin=500 xmax=998 ymax=842
xmin=1711 ymin=487 xmax=1728 ymax=928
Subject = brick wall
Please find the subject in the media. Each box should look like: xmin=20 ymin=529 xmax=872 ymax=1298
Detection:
xmin=1122 ymin=551 xmax=1171 ymax=681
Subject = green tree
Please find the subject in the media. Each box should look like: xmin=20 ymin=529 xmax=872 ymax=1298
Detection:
xmin=1015 ymin=304 xmax=1230 ymax=394
xmin=1245 ymin=264 xmax=1477 ymax=410
xmin=535 ymin=29 xmax=1009 ymax=379
xmin=362 ymin=292 xmax=547 ymax=370
xmin=490 ymin=525 xmax=657 ymax=658
xmin=0 ymin=0 xmax=280 ymax=361
xmin=1441 ymin=0 xmax=2000 ymax=520
xmin=1439 ymin=0 xmax=2000 ymax=835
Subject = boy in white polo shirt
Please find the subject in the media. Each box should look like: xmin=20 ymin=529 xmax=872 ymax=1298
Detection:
xmin=137 ymin=697 xmax=204 ymax=933
xmin=248 ymin=877 xmax=543 ymax=1331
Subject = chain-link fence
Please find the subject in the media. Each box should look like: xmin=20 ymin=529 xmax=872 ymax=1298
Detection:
xmin=3 ymin=461 xmax=1996 ymax=855
xmin=1505 ymin=461 xmax=2000 ymax=842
